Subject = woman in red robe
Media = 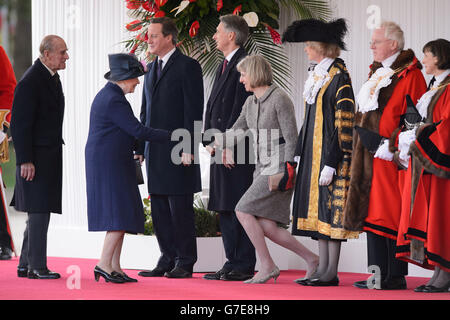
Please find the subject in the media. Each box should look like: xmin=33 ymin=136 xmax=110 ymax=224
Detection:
xmin=396 ymin=38 xmax=450 ymax=293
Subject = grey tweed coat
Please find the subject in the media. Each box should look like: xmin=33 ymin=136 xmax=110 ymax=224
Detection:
xmin=216 ymin=85 xmax=298 ymax=224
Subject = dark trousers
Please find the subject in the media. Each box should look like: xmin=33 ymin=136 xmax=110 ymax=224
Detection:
xmin=219 ymin=210 xmax=255 ymax=273
xmin=18 ymin=213 xmax=50 ymax=270
xmin=151 ymin=194 xmax=197 ymax=272
xmin=367 ymin=231 xmax=408 ymax=280
xmin=0 ymin=201 xmax=12 ymax=249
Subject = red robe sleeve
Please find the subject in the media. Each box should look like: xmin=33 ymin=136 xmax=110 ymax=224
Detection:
xmin=414 ymin=84 xmax=450 ymax=178
xmin=379 ymin=65 xmax=427 ymax=141
xmin=0 ymin=46 xmax=16 ymax=125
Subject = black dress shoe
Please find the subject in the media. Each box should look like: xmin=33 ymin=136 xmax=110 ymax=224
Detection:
xmin=381 ymin=277 xmax=407 ymax=290
xmin=307 ymin=276 xmax=339 ymax=287
xmin=138 ymin=267 xmax=169 ymax=277
xmin=0 ymin=246 xmax=12 ymax=260
xmin=220 ymin=270 xmax=254 ymax=281
xmin=17 ymin=266 xmax=29 ymax=278
xmin=28 ymin=269 xmax=61 ymax=280
xmin=203 ymin=268 xmax=230 ymax=280
xmin=164 ymin=267 xmax=192 ymax=279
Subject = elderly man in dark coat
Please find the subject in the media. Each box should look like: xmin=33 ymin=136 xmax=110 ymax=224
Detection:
xmin=10 ymin=35 xmax=68 ymax=279
xmin=202 ymin=14 xmax=256 ymax=281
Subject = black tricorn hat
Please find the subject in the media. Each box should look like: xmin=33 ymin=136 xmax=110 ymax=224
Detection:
xmin=282 ymin=18 xmax=348 ymax=50
xmin=104 ymin=53 xmax=146 ymax=81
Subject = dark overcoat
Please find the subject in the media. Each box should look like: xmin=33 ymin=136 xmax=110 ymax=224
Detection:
xmin=85 ymin=82 xmax=169 ymax=233
xmin=203 ymin=47 xmax=254 ymax=211
xmin=10 ymin=59 xmax=65 ymax=214
xmin=138 ymin=49 xmax=203 ymax=195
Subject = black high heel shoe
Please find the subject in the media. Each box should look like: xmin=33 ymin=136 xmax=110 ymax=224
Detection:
xmin=94 ymin=266 xmax=125 ymax=283
xmin=422 ymin=281 xmax=450 ymax=293
xmin=114 ymin=271 xmax=138 ymax=283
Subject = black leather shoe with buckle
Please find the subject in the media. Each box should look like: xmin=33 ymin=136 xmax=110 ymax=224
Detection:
xmin=220 ymin=270 xmax=254 ymax=281
xmin=27 ymin=269 xmax=61 ymax=280
xmin=203 ymin=268 xmax=230 ymax=280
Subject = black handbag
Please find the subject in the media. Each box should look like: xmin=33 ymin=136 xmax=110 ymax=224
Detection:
xmin=135 ymin=159 xmax=144 ymax=185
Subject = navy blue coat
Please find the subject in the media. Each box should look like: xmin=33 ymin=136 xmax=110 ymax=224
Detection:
xmin=138 ymin=49 xmax=203 ymax=195
xmin=10 ymin=59 xmax=65 ymax=214
xmin=85 ymin=82 xmax=169 ymax=233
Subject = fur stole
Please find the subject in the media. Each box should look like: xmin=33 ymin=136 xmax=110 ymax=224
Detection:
xmin=343 ymin=49 xmax=421 ymax=231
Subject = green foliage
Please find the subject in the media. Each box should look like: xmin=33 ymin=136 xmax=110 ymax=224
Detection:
xmin=124 ymin=0 xmax=331 ymax=93
xmin=142 ymin=194 xmax=220 ymax=237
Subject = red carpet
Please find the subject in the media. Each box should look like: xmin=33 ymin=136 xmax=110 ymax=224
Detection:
xmin=0 ymin=257 xmax=449 ymax=301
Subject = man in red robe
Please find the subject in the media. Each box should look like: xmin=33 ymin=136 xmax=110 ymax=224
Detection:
xmin=0 ymin=45 xmax=16 ymax=260
xmin=343 ymin=21 xmax=427 ymax=289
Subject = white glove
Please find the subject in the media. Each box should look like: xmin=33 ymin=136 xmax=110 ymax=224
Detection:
xmin=398 ymin=129 xmax=417 ymax=163
xmin=319 ymin=165 xmax=336 ymax=186
xmin=374 ymin=139 xmax=394 ymax=162
xmin=0 ymin=132 xmax=6 ymax=144
xmin=294 ymin=156 xmax=300 ymax=163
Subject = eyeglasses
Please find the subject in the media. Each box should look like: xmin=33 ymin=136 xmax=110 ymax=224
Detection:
xmin=370 ymin=39 xmax=392 ymax=47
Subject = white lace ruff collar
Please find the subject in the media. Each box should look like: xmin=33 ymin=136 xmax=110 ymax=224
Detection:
xmin=416 ymin=70 xmax=450 ymax=119
xmin=356 ymin=67 xmax=394 ymax=113
xmin=303 ymin=58 xmax=334 ymax=105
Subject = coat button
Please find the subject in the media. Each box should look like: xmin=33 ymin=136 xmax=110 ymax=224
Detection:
xmin=217 ymin=118 xmax=221 ymax=123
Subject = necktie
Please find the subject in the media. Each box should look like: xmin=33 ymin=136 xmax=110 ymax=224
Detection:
xmin=156 ymin=59 xmax=163 ymax=80
xmin=428 ymin=76 xmax=436 ymax=90
xmin=221 ymin=59 xmax=228 ymax=75
xmin=53 ymin=73 xmax=63 ymax=99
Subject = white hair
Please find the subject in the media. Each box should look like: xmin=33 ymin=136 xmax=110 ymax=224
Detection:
xmin=380 ymin=21 xmax=405 ymax=51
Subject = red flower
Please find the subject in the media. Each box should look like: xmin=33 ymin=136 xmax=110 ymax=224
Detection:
xmin=130 ymin=42 xmax=139 ymax=54
xmin=155 ymin=0 xmax=168 ymax=8
xmin=189 ymin=0 xmax=197 ymax=2
xmin=126 ymin=0 xmax=142 ymax=10
xmin=136 ymin=31 xmax=148 ymax=42
xmin=265 ymin=24 xmax=281 ymax=45
xmin=154 ymin=10 xmax=166 ymax=17
xmin=126 ymin=20 xmax=143 ymax=31
xmin=142 ymin=1 xmax=157 ymax=12
xmin=233 ymin=5 xmax=242 ymax=15
xmin=189 ymin=21 xmax=200 ymax=37
xmin=217 ymin=0 xmax=223 ymax=11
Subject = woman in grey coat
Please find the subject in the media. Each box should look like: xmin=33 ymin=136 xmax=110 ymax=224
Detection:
xmin=215 ymin=55 xmax=318 ymax=283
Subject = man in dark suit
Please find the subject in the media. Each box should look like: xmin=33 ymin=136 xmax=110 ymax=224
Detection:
xmin=10 ymin=35 xmax=68 ymax=279
xmin=202 ymin=15 xmax=256 ymax=281
xmin=137 ymin=17 xmax=203 ymax=279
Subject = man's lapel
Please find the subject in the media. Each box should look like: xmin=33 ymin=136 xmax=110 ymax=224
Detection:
xmin=153 ymin=48 xmax=180 ymax=90
xmin=208 ymin=47 xmax=245 ymax=107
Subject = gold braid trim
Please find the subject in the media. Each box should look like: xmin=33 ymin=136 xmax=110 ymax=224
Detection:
xmin=0 ymin=110 xmax=10 ymax=163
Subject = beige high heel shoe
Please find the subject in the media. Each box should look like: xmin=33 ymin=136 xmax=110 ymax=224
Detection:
xmin=244 ymin=267 xmax=280 ymax=284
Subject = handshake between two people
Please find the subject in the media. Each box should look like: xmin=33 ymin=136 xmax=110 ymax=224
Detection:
xmin=133 ymin=152 xmax=194 ymax=167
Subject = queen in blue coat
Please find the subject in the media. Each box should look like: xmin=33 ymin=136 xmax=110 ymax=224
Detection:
xmin=85 ymin=54 xmax=169 ymax=283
